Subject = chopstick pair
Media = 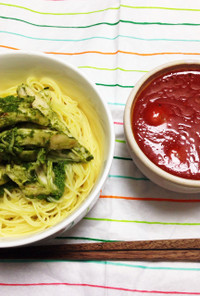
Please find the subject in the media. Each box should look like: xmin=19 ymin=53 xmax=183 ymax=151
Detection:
xmin=0 ymin=238 xmax=200 ymax=261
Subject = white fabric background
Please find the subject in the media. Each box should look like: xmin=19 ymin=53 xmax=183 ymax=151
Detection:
xmin=0 ymin=0 xmax=200 ymax=294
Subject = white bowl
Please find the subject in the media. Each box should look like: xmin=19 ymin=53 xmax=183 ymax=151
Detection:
xmin=124 ymin=60 xmax=200 ymax=194
xmin=0 ymin=51 xmax=115 ymax=247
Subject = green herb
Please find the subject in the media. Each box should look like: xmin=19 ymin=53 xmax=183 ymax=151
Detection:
xmin=0 ymin=84 xmax=93 ymax=202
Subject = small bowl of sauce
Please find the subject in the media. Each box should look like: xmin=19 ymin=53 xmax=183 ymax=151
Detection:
xmin=124 ymin=60 xmax=200 ymax=193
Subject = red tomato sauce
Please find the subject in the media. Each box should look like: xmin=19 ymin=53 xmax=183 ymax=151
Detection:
xmin=132 ymin=68 xmax=200 ymax=179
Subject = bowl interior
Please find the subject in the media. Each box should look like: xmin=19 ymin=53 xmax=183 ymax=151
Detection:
xmin=0 ymin=52 xmax=114 ymax=247
xmin=124 ymin=60 xmax=200 ymax=190
xmin=132 ymin=62 xmax=200 ymax=102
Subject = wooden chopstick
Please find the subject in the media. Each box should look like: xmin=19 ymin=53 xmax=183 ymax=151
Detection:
xmin=1 ymin=239 xmax=200 ymax=261
xmin=55 ymin=238 xmax=200 ymax=251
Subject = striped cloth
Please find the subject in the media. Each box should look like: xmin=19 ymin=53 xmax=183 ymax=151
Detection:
xmin=1 ymin=0 xmax=200 ymax=294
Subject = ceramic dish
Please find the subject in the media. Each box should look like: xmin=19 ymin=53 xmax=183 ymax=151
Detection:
xmin=124 ymin=60 xmax=200 ymax=194
xmin=0 ymin=51 xmax=115 ymax=247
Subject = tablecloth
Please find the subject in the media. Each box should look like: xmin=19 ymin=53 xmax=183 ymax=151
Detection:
xmin=1 ymin=0 xmax=200 ymax=294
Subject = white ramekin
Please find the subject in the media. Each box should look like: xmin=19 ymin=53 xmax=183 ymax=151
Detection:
xmin=124 ymin=60 xmax=200 ymax=194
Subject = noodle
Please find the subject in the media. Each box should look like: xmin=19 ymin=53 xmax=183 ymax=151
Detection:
xmin=0 ymin=77 xmax=103 ymax=237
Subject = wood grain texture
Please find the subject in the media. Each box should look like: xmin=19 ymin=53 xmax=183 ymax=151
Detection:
xmin=1 ymin=238 xmax=200 ymax=261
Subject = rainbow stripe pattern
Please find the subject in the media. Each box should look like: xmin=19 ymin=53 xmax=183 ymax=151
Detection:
xmin=1 ymin=0 xmax=200 ymax=294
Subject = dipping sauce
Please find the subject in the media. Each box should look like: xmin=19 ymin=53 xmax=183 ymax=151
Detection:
xmin=132 ymin=68 xmax=200 ymax=180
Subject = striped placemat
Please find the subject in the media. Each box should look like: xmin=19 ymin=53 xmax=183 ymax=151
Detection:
xmin=1 ymin=0 xmax=200 ymax=294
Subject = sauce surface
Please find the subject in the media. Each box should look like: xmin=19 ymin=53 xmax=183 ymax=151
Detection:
xmin=132 ymin=68 xmax=200 ymax=180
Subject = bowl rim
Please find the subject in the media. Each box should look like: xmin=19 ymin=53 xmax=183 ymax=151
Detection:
xmin=0 ymin=51 xmax=115 ymax=247
xmin=124 ymin=59 xmax=200 ymax=189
